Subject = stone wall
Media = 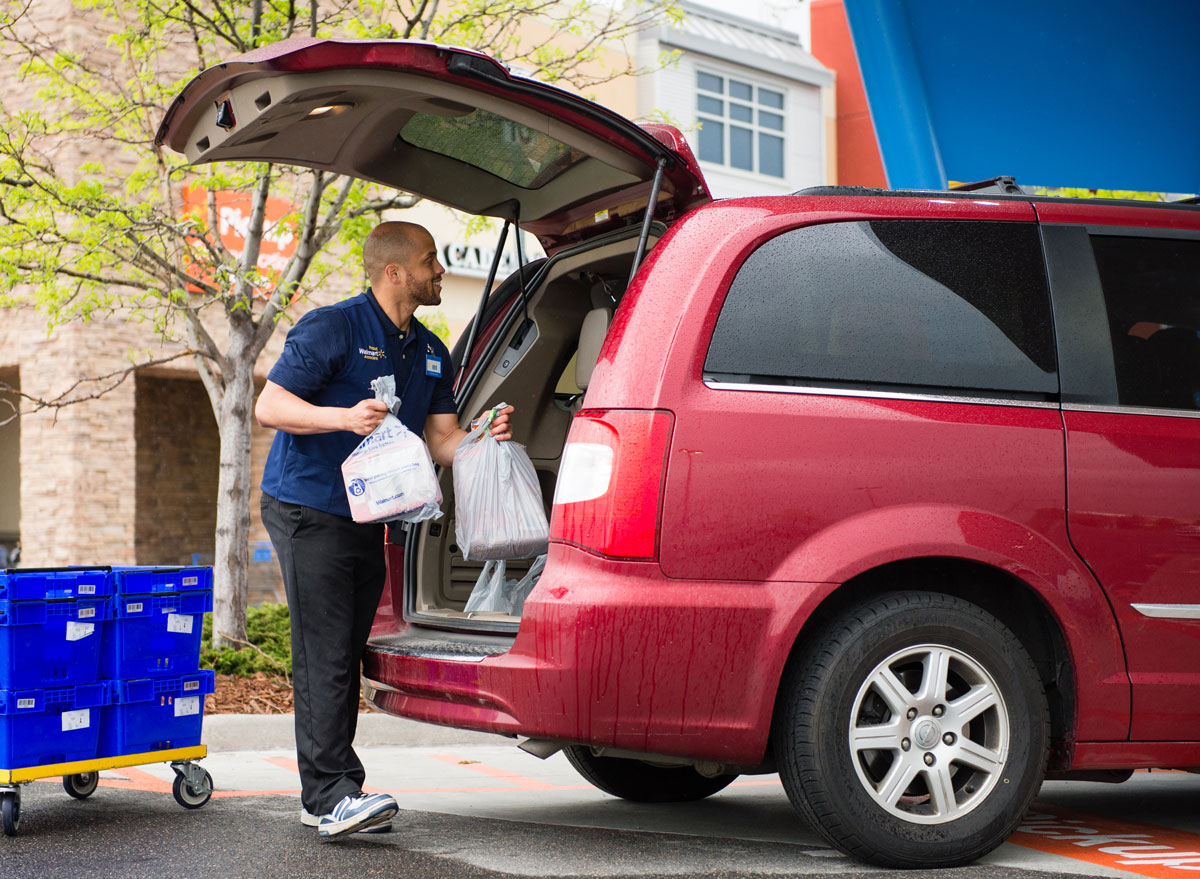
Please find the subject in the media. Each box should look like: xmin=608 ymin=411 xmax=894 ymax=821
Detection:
xmin=134 ymin=374 xmax=220 ymax=565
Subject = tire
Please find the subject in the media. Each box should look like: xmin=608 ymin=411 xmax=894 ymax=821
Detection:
xmin=1 ymin=791 xmax=19 ymax=837
xmin=63 ymin=772 xmax=99 ymax=799
xmin=773 ymin=591 xmax=1049 ymax=868
xmin=172 ymin=770 xmax=213 ymax=809
xmin=563 ymin=746 xmax=738 ymax=802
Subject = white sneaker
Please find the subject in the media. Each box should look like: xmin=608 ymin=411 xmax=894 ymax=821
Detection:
xmin=301 ymin=806 xmax=394 ymax=833
xmin=306 ymin=794 xmax=397 ymax=838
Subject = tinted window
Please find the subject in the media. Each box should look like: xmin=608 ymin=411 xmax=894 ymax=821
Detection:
xmin=705 ymin=221 xmax=1058 ymax=396
xmin=400 ymin=109 xmax=584 ymax=189
xmin=1092 ymin=234 xmax=1200 ymax=410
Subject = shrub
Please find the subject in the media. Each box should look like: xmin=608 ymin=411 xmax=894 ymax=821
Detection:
xmin=200 ymin=602 xmax=292 ymax=677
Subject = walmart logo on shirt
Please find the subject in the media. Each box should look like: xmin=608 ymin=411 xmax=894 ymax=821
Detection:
xmin=358 ymin=345 xmax=387 ymax=361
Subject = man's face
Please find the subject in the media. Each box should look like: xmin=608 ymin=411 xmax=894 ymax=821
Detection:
xmin=399 ymin=232 xmax=444 ymax=306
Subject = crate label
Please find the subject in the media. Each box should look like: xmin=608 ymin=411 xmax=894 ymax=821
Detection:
xmin=174 ymin=695 xmax=200 ymax=717
xmin=65 ymin=621 xmax=95 ymax=641
xmin=62 ymin=708 xmax=90 ymax=731
xmin=78 ymin=584 xmax=96 ymax=595
xmin=126 ymin=602 xmax=144 ymax=614
xmin=77 ymin=607 xmax=96 ymax=619
xmin=182 ymin=576 xmax=199 ymax=587
xmin=184 ymin=680 xmax=200 ymax=692
xmin=167 ymin=613 xmax=194 ymax=634
xmin=16 ymin=698 xmax=35 ymax=710
xmin=161 ymin=607 xmax=177 ymax=615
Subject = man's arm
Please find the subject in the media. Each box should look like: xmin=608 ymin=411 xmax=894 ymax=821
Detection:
xmin=255 ymin=380 xmax=388 ymax=436
xmin=424 ymin=405 xmax=514 ymax=468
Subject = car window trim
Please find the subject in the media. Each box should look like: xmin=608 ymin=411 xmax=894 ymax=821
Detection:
xmin=1062 ymin=402 xmax=1200 ymax=420
xmin=702 ymin=378 xmax=1060 ymax=409
xmin=1039 ymin=223 xmax=1120 ymax=406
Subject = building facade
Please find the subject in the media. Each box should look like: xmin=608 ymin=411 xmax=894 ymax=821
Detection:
xmin=0 ymin=2 xmax=831 ymax=602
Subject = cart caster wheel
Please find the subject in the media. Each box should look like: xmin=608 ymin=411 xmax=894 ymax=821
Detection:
xmin=63 ymin=772 xmax=99 ymax=800
xmin=1 ymin=790 xmax=20 ymax=836
xmin=172 ymin=770 xmax=212 ymax=809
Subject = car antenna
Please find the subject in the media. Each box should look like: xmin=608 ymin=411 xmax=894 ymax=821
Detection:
xmin=628 ymin=157 xmax=667 ymax=287
xmin=454 ymin=219 xmax=511 ymax=397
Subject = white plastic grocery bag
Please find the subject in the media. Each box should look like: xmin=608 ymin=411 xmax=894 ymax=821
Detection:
xmin=341 ymin=376 xmax=442 ymax=524
xmin=463 ymin=553 xmax=547 ymax=615
xmin=452 ymin=404 xmax=549 ymax=561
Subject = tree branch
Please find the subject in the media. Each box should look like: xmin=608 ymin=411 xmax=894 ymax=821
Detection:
xmin=0 ymin=351 xmax=204 ymax=426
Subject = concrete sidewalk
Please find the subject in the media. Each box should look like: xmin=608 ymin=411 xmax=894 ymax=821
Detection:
xmin=202 ymin=712 xmax=515 ymax=752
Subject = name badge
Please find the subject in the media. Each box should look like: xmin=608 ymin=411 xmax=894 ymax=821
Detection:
xmin=425 ymin=356 xmax=442 ymax=377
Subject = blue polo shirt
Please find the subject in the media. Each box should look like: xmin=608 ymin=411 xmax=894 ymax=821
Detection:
xmin=261 ymin=289 xmax=457 ymax=518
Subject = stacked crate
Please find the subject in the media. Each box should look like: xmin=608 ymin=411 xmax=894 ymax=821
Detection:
xmin=0 ymin=569 xmax=113 ymax=768
xmin=97 ymin=567 xmax=215 ymax=757
xmin=0 ymin=566 xmax=215 ymax=770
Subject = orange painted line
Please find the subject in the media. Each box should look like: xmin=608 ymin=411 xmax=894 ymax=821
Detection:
xmin=263 ymin=756 xmax=300 ymax=774
xmin=212 ymin=789 xmax=301 ymax=798
xmin=1012 ymin=805 xmax=1200 ymax=877
xmin=730 ymin=779 xmax=782 ymax=787
xmin=428 ymin=754 xmax=560 ymax=790
xmin=95 ymin=767 xmax=174 ymax=794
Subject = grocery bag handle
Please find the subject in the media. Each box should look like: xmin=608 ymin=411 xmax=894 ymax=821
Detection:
xmin=470 ymin=402 xmax=508 ymax=439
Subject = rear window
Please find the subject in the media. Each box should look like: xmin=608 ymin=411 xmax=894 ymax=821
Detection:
xmin=705 ymin=220 xmax=1058 ymax=397
xmin=399 ymin=109 xmax=585 ymax=189
xmin=1091 ymin=234 xmax=1200 ymax=411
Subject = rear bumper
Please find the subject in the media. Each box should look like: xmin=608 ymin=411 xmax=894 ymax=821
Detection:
xmin=362 ymin=543 xmax=830 ymax=765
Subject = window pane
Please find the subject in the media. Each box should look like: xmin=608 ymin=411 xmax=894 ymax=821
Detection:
xmin=730 ymin=103 xmax=753 ymax=123
xmin=730 ymin=80 xmax=753 ymax=101
xmin=697 ymin=95 xmax=724 ymax=116
xmin=706 ymin=221 xmax=1058 ymax=395
xmin=759 ymin=111 xmax=784 ymax=131
xmin=759 ymin=133 xmax=784 ymax=177
xmin=1092 ymin=235 xmax=1200 ymax=410
xmin=698 ymin=119 xmax=724 ymax=164
xmin=698 ymin=71 xmax=723 ymax=94
xmin=759 ymin=88 xmax=784 ymax=109
xmin=730 ymin=126 xmax=753 ymax=171
xmin=401 ymin=109 xmax=583 ymax=189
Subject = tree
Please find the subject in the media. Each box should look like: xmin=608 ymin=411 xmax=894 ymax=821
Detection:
xmin=0 ymin=0 xmax=679 ymax=647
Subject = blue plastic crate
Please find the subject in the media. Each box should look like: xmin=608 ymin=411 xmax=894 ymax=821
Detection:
xmin=98 ymin=671 xmax=214 ymax=757
xmin=0 ymin=598 xmax=111 ymax=689
xmin=0 ymin=568 xmax=110 ymax=601
xmin=99 ymin=591 xmax=212 ymax=679
xmin=0 ymin=683 xmax=107 ymax=769
xmin=111 ymin=566 xmax=213 ymax=597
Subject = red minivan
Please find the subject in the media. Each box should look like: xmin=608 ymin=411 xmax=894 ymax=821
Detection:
xmin=160 ymin=39 xmax=1200 ymax=868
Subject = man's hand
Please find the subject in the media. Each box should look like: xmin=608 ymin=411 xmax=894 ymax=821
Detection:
xmin=476 ymin=404 xmax=515 ymax=442
xmin=344 ymin=399 xmax=389 ymax=436
xmin=425 ymin=403 xmax=517 ymax=468
xmin=257 ymin=380 xmax=388 ymax=436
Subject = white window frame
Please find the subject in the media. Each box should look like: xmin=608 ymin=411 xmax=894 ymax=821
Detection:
xmin=694 ymin=66 xmax=787 ymax=180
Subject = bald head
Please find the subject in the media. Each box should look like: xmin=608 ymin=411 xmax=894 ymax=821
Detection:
xmin=363 ymin=221 xmax=432 ymax=284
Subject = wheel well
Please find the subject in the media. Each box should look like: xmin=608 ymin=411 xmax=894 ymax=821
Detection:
xmin=777 ymin=558 xmax=1075 ymax=770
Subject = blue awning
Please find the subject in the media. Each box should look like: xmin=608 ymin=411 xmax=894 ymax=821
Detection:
xmin=843 ymin=0 xmax=1200 ymax=193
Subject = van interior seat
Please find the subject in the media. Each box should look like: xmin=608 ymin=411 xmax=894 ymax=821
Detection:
xmin=575 ymin=307 xmax=613 ymax=395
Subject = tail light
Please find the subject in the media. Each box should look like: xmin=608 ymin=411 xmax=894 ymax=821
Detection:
xmin=550 ymin=409 xmax=674 ymax=560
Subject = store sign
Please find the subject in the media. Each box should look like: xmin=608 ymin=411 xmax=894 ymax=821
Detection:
xmin=441 ymin=241 xmax=519 ymax=279
xmin=181 ymin=186 xmax=298 ymax=291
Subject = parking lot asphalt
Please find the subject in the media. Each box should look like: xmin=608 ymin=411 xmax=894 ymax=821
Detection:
xmin=4 ymin=714 xmax=1200 ymax=879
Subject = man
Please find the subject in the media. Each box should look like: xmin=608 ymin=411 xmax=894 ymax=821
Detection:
xmin=256 ymin=221 xmax=513 ymax=839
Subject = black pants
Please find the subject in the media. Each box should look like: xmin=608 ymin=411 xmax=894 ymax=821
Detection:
xmin=261 ymin=494 xmax=386 ymax=815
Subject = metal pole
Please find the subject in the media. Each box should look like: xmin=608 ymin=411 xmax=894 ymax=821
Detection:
xmin=454 ymin=221 xmax=510 ymax=397
xmin=627 ymin=157 xmax=667 ymax=287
